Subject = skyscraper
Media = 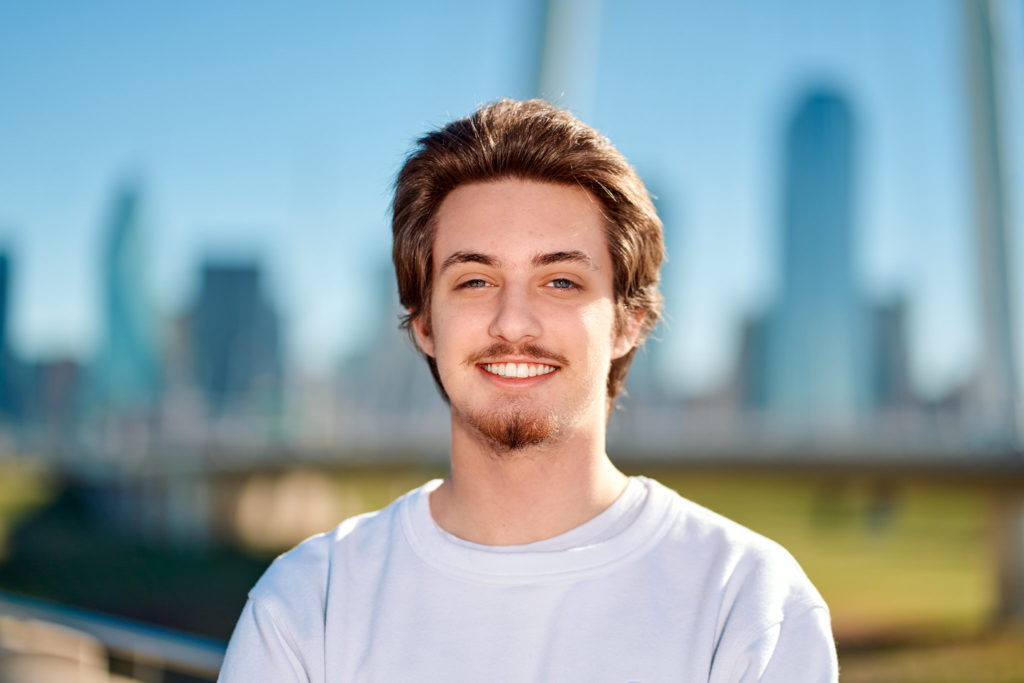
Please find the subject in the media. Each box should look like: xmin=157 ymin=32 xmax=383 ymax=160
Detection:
xmin=92 ymin=180 xmax=160 ymax=412
xmin=191 ymin=261 xmax=283 ymax=418
xmin=870 ymin=297 xmax=912 ymax=410
xmin=758 ymin=88 xmax=872 ymax=426
xmin=0 ymin=251 xmax=17 ymax=420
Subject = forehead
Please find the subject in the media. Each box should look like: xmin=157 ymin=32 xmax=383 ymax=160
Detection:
xmin=432 ymin=179 xmax=609 ymax=268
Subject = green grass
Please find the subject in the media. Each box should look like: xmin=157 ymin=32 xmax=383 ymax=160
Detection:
xmin=838 ymin=624 xmax=1024 ymax=682
xmin=0 ymin=458 xmax=55 ymax=561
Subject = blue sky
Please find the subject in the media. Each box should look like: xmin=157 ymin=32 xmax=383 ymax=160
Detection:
xmin=1 ymin=0 xmax=1022 ymax=398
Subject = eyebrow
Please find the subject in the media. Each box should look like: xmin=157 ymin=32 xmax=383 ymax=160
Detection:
xmin=438 ymin=249 xmax=598 ymax=274
xmin=439 ymin=251 xmax=497 ymax=273
xmin=532 ymin=250 xmax=597 ymax=270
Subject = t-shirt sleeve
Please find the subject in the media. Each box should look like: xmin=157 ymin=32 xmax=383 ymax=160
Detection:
xmin=712 ymin=604 xmax=839 ymax=683
xmin=218 ymin=597 xmax=310 ymax=682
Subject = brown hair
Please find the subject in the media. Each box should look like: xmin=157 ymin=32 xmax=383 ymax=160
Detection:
xmin=392 ymin=98 xmax=664 ymax=411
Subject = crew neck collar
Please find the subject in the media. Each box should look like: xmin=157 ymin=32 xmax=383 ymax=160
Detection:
xmin=400 ymin=476 xmax=678 ymax=584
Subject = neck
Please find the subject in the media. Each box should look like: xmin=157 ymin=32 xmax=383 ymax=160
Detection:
xmin=429 ymin=412 xmax=628 ymax=545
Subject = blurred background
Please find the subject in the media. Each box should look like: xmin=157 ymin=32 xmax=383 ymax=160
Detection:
xmin=1 ymin=0 xmax=1024 ymax=680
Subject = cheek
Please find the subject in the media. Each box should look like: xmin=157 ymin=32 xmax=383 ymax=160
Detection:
xmin=428 ymin=298 xmax=485 ymax=357
xmin=575 ymin=303 xmax=619 ymax=353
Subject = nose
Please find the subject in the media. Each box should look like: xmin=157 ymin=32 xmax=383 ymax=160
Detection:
xmin=488 ymin=283 xmax=541 ymax=343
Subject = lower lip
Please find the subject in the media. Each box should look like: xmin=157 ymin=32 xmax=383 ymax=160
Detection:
xmin=477 ymin=365 xmax=558 ymax=387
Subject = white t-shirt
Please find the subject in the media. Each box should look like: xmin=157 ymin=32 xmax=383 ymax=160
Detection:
xmin=219 ymin=477 xmax=838 ymax=682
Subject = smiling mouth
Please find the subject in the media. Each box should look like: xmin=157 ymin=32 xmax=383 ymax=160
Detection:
xmin=481 ymin=362 xmax=558 ymax=379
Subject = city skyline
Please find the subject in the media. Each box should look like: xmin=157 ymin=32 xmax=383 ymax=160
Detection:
xmin=0 ymin=83 xmax=1011 ymax=453
xmin=2 ymin=1 xmax=1024 ymax=401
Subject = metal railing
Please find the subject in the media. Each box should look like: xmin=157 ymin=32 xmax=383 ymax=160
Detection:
xmin=0 ymin=589 xmax=225 ymax=681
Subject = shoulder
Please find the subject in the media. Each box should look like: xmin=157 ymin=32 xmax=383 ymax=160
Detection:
xmin=247 ymin=482 xmax=427 ymax=628
xmin=641 ymin=477 xmax=837 ymax=678
xmin=643 ymin=476 xmax=828 ymax=617
xmin=222 ymin=484 xmax=433 ymax=681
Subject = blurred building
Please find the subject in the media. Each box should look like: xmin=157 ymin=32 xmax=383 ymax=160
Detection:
xmin=750 ymin=88 xmax=874 ymax=428
xmin=870 ymin=296 xmax=913 ymax=410
xmin=0 ymin=250 xmax=20 ymax=422
xmin=91 ymin=181 xmax=161 ymax=413
xmin=737 ymin=313 xmax=768 ymax=410
xmin=736 ymin=88 xmax=922 ymax=445
xmin=336 ymin=263 xmax=448 ymax=451
xmin=23 ymin=357 xmax=85 ymax=454
xmin=0 ymin=251 xmax=34 ymax=437
xmin=190 ymin=261 xmax=283 ymax=420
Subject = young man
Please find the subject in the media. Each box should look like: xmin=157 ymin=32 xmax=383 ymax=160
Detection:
xmin=220 ymin=99 xmax=839 ymax=682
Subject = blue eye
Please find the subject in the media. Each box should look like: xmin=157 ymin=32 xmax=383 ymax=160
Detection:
xmin=548 ymin=278 xmax=576 ymax=290
xmin=461 ymin=279 xmax=489 ymax=288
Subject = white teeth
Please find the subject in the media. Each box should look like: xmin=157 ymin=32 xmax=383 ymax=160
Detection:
xmin=484 ymin=362 xmax=556 ymax=378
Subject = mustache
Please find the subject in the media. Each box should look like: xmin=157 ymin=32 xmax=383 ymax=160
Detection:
xmin=465 ymin=342 xmax=570 ymax=367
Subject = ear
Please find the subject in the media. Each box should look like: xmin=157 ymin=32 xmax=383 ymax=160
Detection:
xmin=411 ymin=311 xmax=435 ymax=358
xmin=611 ymin=307 xmax=646 ymax=360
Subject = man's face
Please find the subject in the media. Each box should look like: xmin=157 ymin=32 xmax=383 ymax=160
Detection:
xmin=412 ymin=179 xmax=639 ymax=452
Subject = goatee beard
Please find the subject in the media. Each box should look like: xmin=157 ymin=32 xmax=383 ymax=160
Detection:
xmin=458 ymin=341 xmax=567 ymax=452
xmin=467 ymin=407 xmax=557 ymax=453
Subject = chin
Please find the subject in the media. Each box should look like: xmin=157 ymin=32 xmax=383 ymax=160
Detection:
xmin=467 ymin=407 xmax=559 ymax=453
